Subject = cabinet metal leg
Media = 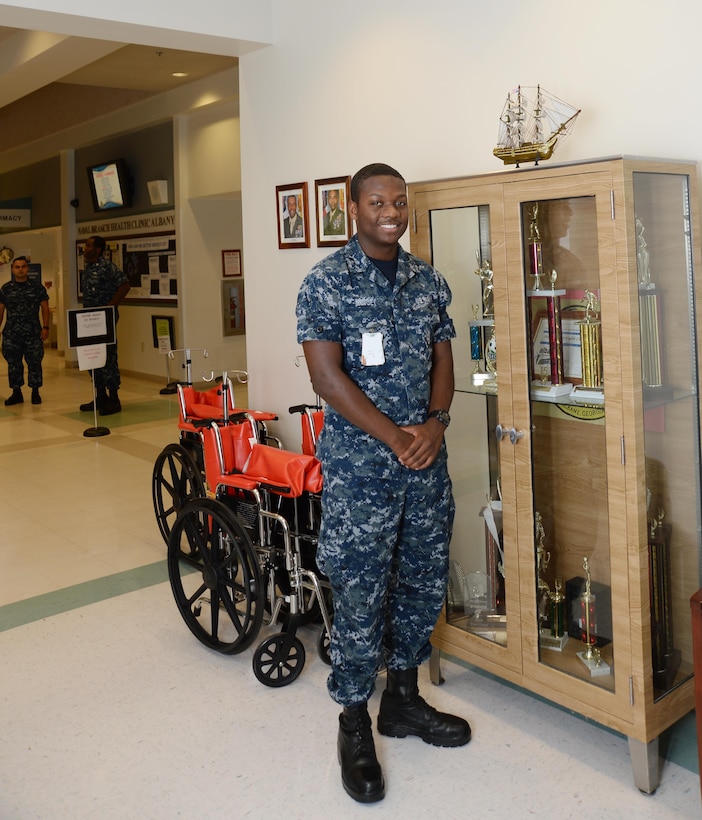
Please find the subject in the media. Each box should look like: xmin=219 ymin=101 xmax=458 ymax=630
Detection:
xmin=628 ymin=736 xmax=660 ymax=793
xmin=429 ymin=645 xmax=444 ymax=685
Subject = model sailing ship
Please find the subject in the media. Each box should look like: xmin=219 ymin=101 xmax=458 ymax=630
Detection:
xmin=493 ymin=86 xmax=580 ymax=166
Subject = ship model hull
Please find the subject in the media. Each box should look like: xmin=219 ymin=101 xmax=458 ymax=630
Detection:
xmin=494 ymin=86 xmax=579 ymax=167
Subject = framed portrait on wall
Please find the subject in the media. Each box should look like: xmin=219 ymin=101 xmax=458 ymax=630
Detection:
xmin=315 ymin=176 xmax=351 ymax=247
xmin=222 ymin=280 xmax=245 ymax=336
xmin=276 ymin=182 xmax=309 ymax=249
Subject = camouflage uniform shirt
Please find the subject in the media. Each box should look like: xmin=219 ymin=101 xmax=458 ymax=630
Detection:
xmin=82 ymin=255 xmax=128 ymax=312
xmin=0 ymin=279 xmax=49 ymax=339
xmin=296 ymin=233 xmax=455 ymax=457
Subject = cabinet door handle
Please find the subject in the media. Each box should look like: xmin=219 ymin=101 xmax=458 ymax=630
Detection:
xmin=509 ymin=427 xmax=525 ymax=445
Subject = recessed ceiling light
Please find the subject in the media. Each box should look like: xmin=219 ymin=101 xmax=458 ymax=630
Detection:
xmin=172 ymin=71 xmax=188 ymax=78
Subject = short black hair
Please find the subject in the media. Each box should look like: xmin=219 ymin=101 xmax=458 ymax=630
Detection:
xmin=89 ymin=235 xmax=106 ymax=253
xmin=350 ymin=163 xmax=405 ymax=203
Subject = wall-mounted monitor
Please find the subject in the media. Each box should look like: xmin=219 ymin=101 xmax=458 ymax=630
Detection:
xmin=87 ymin=159 xmax=133 ymax=211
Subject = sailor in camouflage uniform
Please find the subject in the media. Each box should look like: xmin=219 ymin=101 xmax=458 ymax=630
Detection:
xmin=297 ymin=164 xmax=471 ymax=805
xmin=79 ymin=236 xmax=130 ymax=415
xmin=0 ymin=256 xmax=50 ymax=406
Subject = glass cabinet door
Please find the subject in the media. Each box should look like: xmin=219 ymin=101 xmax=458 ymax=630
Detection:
xmin=633 ymin=171 xmax=701 ymax=700
xmin=429 ymin=205 xmax=507 ymax=647
xmin=518 ymin=192 xmax=616 ymax=692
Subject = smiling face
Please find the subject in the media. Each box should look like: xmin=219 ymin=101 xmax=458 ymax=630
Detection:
xmin=327 ymin=189 xmax=339 ymax=211
xmin=286 ymin=195 xmax=298 ymax=218
xmin=348 ymin=175 xmax=408 ymax=260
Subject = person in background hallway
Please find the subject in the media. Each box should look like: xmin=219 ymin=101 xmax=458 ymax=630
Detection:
xmin=0 ymin=256 xmax=50 ymax=406
xmin=79 ymin=235 xmax=130 ymax=416
xmin=296 ymin=163 xmax=471 ymax=804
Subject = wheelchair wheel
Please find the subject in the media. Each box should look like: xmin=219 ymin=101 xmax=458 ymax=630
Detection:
xmin=153 ymin=443 xmax=205 ymax=544
xmin=168 ymin=497 xmax=264 ymax=655
xmin=252 ymin=633 xmax=306 ymax=687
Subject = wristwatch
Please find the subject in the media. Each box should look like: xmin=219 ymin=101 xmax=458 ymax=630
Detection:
xmin=427 ymin=409 xmax=451 ymax=428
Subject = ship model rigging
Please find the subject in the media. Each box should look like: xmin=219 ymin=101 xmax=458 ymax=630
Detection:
xmin=493 ymin=85 xmax=580 ymax=167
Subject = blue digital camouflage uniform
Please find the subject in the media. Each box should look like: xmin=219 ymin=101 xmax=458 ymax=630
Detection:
xmin=296 ymin=234 xmax=456 ymax=706
xmin=0 ymin=279 xmax=49 ymax=389
xmin=82 ymin=255 xmax=128 ymax=389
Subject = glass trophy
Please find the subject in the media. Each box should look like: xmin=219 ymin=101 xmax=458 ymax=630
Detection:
xmin=576 ymin=557 xmax=611 ymax=676
xmin=527 ymin=205 xmax=572 ymax=398
xmin=572 ymin=289 xmax=604 ymax=404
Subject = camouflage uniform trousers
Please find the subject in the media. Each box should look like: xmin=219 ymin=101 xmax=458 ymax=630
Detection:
xmin=93 ymin=342 xmax=120 ymax=390
xmin=317 ymin=448 xmax=454 ymax=706
xmin=2 ymin=332 xmax=44 ymax=389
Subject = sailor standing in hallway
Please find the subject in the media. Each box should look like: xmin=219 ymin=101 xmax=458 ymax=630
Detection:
xmin=297 ymin=163 xmax=471 ymax=805
xmin=79 ymin=236 xmax=130 ymax=416
xmin=0 ymin=256 xmax=50 ymax=406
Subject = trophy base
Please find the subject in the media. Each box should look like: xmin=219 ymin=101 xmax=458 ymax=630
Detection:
xmin=577 ymin=649 xmax=611 ymax=676
xmin=643 ymin=384 xmax=675 ymax=401
xmin=472 ymin=372 xmax=496 ymax=386
xmin=527 ymin=288 xmax=566 ymax=298
xmin=653 ymin=648 xmax=682 ymax=691
xmin=540 ymin=632 xmax=569 ymax=652
xmin=531 ymin=380 xmax=573 ymax=398
xmin=571 ymin=386 xmax=605 ymax=405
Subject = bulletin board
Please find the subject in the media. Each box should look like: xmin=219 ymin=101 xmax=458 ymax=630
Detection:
xmin=76 ymin=231 xmax=177 ymax=305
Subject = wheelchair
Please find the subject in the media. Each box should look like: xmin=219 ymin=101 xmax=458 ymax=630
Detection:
xmin=152 ymin=364 xmax=329 ymax=687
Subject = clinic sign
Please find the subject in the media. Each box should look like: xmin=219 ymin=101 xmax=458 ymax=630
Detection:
xmin=0 ymin=208 xmax=31 ymax=228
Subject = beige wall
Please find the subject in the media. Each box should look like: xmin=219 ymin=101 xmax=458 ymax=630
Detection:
xmin=239 ymin=0 xmax=702 ymax=446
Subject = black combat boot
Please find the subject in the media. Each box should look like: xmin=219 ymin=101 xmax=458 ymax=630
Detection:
xmin=4 ymin=388 xmax=23 ymax=406
xmin=338 ymin=703 xmax=385 ymax=803
xmin=99 ymin=389 xmax=121 ymax=416
xmin=31 ymin=388 xmax=41 ymax=405
xmin=80 ymin=387 xmax=107 ymax=412
xmin=377 ymin=667 xmax=472 ymax=747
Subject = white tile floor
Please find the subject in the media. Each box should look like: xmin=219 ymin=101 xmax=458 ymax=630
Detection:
xmin=0 ymin=351 xmax=699 ymax=818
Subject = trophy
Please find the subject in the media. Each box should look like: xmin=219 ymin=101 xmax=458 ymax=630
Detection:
xmin=535 ymin=514 xmax=569 ymax=651
xmin=636 ymin=216 xmax=664 ymax=390
xmin=550 ymin=579 xmax=567 ymax=641
xmin=648 ymin=507 xmax=681 ymax=690
xmin=470 ymin=252 xmax=497 ymax=387
xmin=528 ymin=204 xmax=572 ymax=397
xmin=572 ymin=290 xmax=604 ymax=404
xmin=576 ymin=557 xmax=610 ymax=676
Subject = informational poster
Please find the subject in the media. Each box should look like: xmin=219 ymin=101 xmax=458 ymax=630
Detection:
xmin=76 ymin=214 xmax=177 ymax=305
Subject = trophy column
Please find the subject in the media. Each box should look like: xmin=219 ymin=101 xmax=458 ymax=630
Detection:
xmin=527 ymin=205 xmax=572 ymax=398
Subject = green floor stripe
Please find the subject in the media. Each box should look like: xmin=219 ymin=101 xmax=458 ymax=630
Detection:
xmin=0 ymin=561 xmax=169 ymax=632
xmin=63 ymin=399 xmax=179 ymax=427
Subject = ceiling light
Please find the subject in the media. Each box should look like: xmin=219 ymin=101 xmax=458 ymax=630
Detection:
xmin=172 ymin=71 xmax=188 ymax=78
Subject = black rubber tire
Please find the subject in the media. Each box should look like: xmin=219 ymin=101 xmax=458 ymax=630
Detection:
xmin=152 ymin=443 xmax=205 ymax=545
xmin=252 ymin=633 xmax=306 ymax=687
xmin=167 ymin=497 xmax=264 ymax=654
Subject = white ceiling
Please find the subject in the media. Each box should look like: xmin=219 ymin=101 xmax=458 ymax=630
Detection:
xmin=0 ymin=25 xmax=238 ymax=155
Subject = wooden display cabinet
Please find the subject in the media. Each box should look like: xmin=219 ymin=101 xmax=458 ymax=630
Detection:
xmin=408 ymin=157 xmax=702 ymax=792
